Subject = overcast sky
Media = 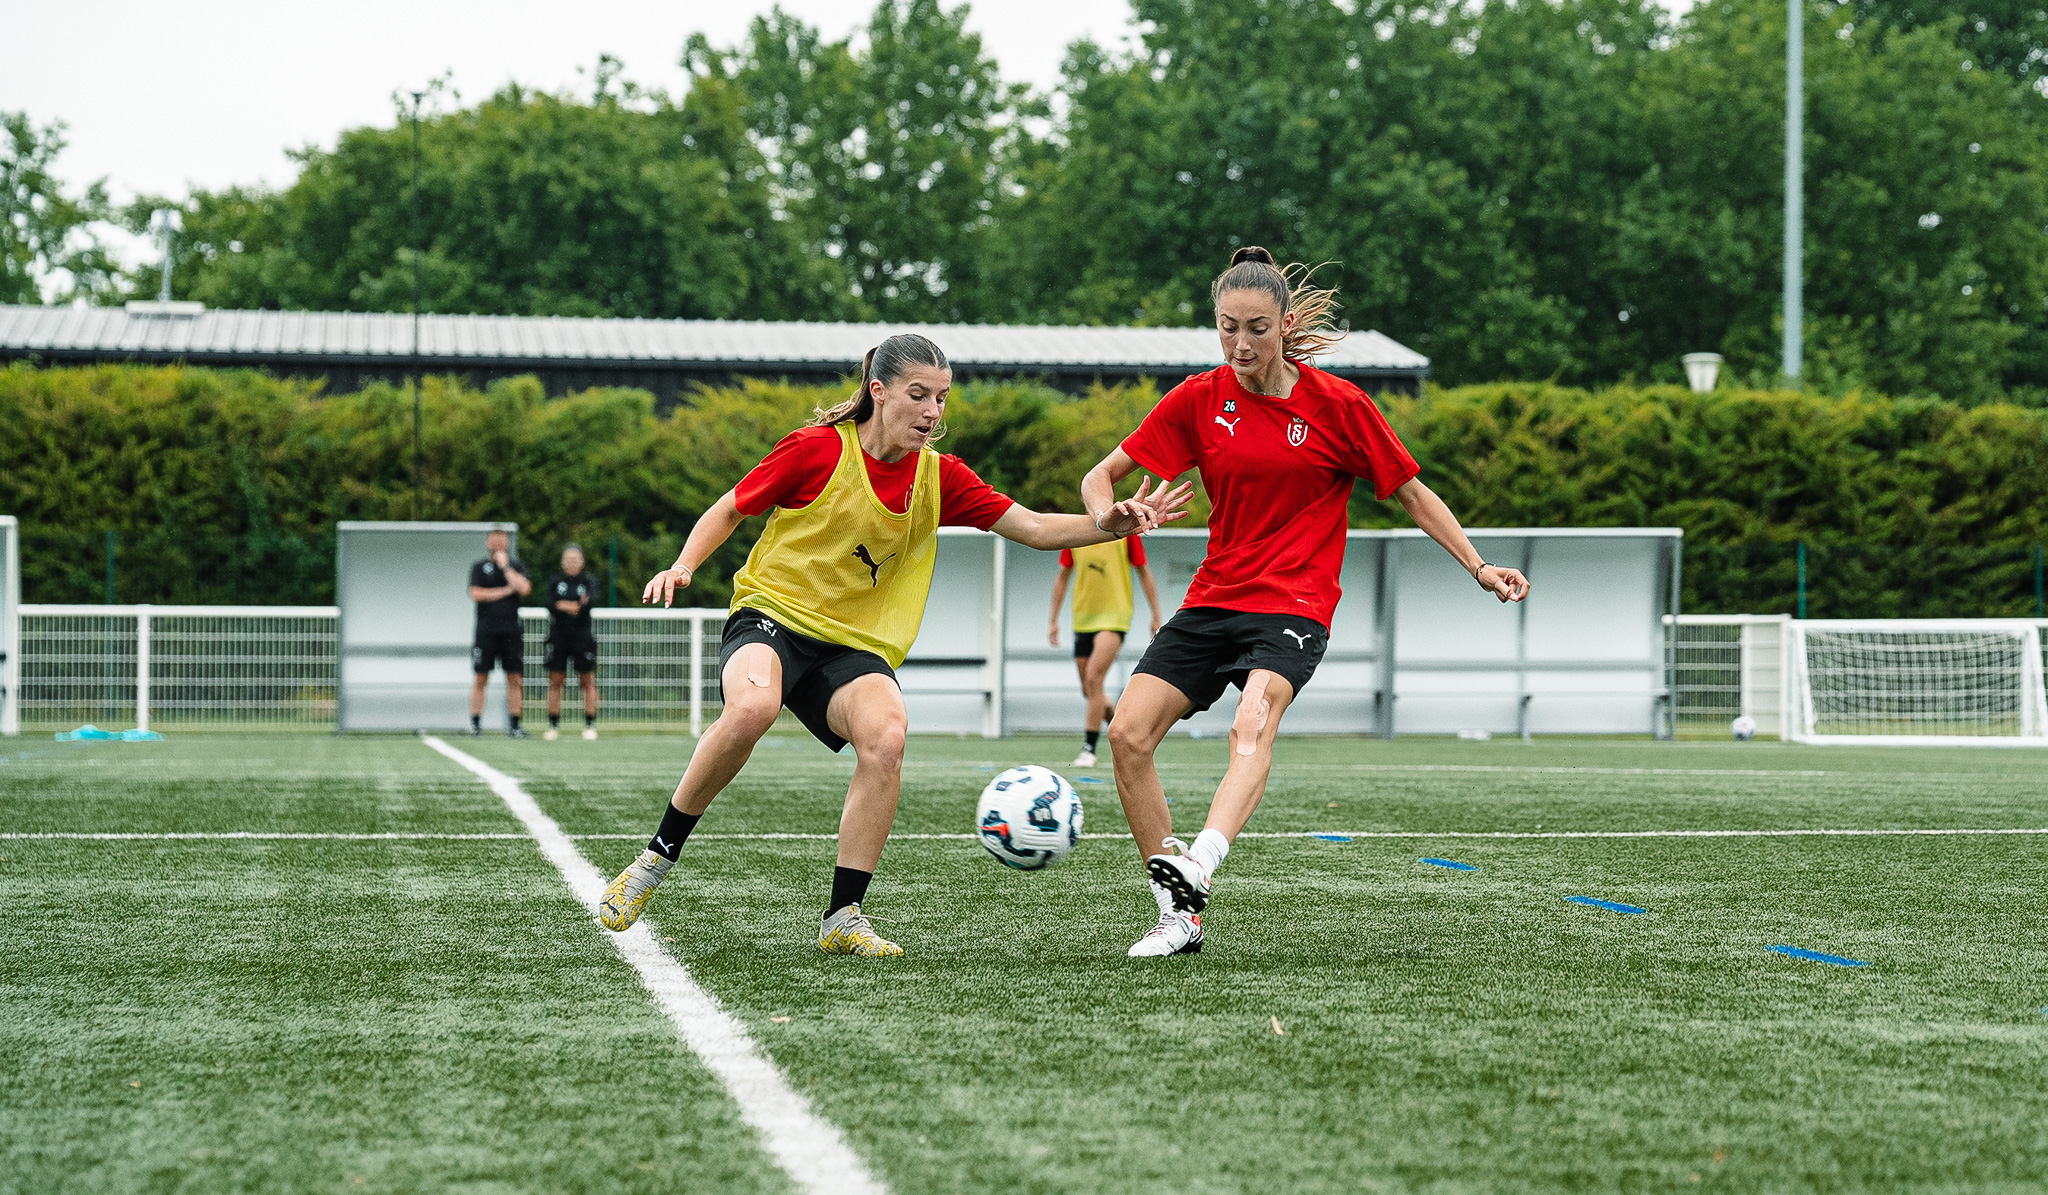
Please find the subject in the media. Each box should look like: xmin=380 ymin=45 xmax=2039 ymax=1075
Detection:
xmin=0 ymin=0 xmax=1140 ymax=205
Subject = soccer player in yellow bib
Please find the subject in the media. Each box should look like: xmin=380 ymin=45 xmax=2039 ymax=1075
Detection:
xmin=1048 ymin=536 xmax=1162 ymax=768
xmin=598 ymin=334 xmax=1192 ymax=956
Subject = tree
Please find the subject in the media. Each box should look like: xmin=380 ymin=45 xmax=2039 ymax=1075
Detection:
xmin=1 ymin=111 xmax=119 ymax=304
xmin=692 ymin=0 xmax=1044 ymax=322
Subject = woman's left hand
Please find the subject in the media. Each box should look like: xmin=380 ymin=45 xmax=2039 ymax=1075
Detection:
xmin=1098 ymin=478 xmax=1196 ymax=537
xmin=1474 ymin=564 xmax=1531 ymax=603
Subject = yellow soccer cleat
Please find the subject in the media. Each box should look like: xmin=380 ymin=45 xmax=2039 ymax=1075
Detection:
xmin=818 ymin=903 xmax=903 ymax=957
xmin=598 ymin=849 xmax=673 ymax=932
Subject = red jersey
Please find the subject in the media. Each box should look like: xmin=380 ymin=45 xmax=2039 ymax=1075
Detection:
xmin=1058 ymin=536 xmax=1148 ymax=569
xmin=733 ymin=424 xmax=1015 ymax=529
xmin=1119 ymin=362 xmax=1418 ymax=625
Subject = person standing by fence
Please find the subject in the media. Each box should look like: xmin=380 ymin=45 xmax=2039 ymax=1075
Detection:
xmin=467 ymin=527 xmax=532 ymax=737
xmin=543 ymin=543 xmax=600 ymax=740
xmin=1049 ymin=535 xmax=1163 ymax=768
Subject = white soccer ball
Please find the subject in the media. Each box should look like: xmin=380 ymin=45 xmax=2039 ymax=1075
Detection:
xmin=1731 ymin=714 xmax=1758 ymax=741
xmin=975 ymin=765 xmax=1083 ymax=871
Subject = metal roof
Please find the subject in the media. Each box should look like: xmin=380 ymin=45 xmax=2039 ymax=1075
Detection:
xmin=0 ymin=303 xmax=1428 ymax=374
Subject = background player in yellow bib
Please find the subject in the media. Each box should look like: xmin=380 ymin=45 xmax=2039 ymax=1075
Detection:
xmin=1049 ymin=535 xmax=1162 ymax=768
xmin=598 ymin=334 xmax=1192 ymax=956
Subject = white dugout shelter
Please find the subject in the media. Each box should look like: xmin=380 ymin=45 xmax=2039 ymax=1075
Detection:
xmin=903 ymin=526 xmax=1684 ymax=739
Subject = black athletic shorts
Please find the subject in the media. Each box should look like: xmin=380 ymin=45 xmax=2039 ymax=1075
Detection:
xmin=472 ymin=629 xmax=525 ymax=676
xmin=1131 ymin=606 xmax=1328 ymax=718
xmin=1071 ymin=629 xmax=1125 ymax=660
xmin=719 ymin=608 xmax=897 ymax=753
xmin=545 ymin=633 xmax=597 ymax=675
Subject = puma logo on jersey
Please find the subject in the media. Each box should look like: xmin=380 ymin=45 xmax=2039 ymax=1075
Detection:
xmin=1282 ymin=628 xmax=1313 ymax=649
xmin=1214 ymin=415 xmax=1240 ymax=435
xmin=852 ymin=543 xmax=896 ymax=585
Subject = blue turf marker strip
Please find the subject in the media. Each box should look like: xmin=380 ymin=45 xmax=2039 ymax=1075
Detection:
xmin=1075 ymin=777 xmax=1105 ymax=784
xmin=1565 ymin=895 xmax=1648 ymax=914
xmin=1768 ymin=945 xmax=1870 ymax=967
xmin=1420 ymin=857 xmax=1479 ymax=871
xmin=1311 ymin=833 xmax=1352 ymax=842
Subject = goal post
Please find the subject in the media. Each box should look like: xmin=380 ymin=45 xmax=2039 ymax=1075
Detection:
xmin=1787 ymin=619 xmax=2048 ymax=746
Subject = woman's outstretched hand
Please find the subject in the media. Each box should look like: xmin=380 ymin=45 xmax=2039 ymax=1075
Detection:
xmin=1474 ymin=564 xmax=1530 ymax=603
xmin=1098 ymin=478 xmax=1196 ymax=538
xmin=642 ymin=567 xmax=693 ymax=608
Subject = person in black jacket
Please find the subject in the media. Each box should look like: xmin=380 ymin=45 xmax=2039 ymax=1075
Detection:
xmin=542 ymin=543 xmax=600 ymax=740
xmin=467 ymin=528 xmax=532 ymax=737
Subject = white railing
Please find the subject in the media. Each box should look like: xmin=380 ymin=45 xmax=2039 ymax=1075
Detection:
xmin=14 ymin=604 xmax=725 ymax=734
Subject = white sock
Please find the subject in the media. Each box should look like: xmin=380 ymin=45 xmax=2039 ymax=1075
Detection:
xmin=1191 ymin=828 xmax=1230 ymax=875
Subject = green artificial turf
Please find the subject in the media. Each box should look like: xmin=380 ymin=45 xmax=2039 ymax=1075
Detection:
xmin=5 ymin=733 xmax=2048 ymax=1193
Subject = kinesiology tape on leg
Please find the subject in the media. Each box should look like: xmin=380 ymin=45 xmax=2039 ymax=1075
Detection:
xmin=1232 ymin=673 xmax=1272 ymax=757
xmin=746 ymin=653 xmax=774 ymax=687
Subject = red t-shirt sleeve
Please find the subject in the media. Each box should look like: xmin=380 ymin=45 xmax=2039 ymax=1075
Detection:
xmin=1119 ymin=377 xmax=1203 ymax=480
xmin=938 ymin=455 xmax=1015 ymax=530
xmin=732 ymin=427 xmax=841 ymax=516
xmin=1336 ymin=392 xmax=1421 ymax=501
xmin=1058 ymin=549 xmax=1074 ymax=568
xmin=1127 ymin=536 xmax=1147 ymax=566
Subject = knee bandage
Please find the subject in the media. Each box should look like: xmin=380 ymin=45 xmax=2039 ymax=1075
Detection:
xmin=1232 ymin=673 xmax=1272 ymax=756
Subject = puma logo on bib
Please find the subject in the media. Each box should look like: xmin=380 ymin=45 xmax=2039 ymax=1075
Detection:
xmin=852 ymin=543 xmax=896 ymax=586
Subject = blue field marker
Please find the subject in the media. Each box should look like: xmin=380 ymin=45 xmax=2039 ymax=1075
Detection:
xmin=1420 ymin=857 xmax=1479 ymax=871
xmin=1310 ymin=833 xmax=1352 ymax=842
xmin=1768 ymin=945 xmax=1870 ymax=968
xmin=1565 ymin=895 xmax=1648 ymax=914
xmin=1075 ymin=777 xmax=1105 ymax=784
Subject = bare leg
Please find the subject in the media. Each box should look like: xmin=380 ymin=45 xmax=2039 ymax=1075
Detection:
xmin=669 ymin=645 xmax=783 ymax=815
xmin=581 ymin=672 xmax=599 ymax=718
xmin=1081 ymin=631 xmax=1123 ymax=732
xmin=1106 ymin=673 xmax=1195 ymax=860
xmin=547 ymin=671 xmax=566 ymax=719
xmin=825 ymin=674 xmax=909 ymax=872
xmin=1204 ymin=670 xmax=1297 ymax=840
xmin=469 ymin=673 xmax=487 ymax=718
xmin=505 ymin=672 xmax=523 ymax=718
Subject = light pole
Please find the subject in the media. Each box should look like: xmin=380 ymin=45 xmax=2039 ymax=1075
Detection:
xmin=409 ymin=90 xmax=426 ymax=520
xmin=1783 ymin=0 xmax=1803 ymax=383
xmin=150 ymin=208 xmax=181 ymax=301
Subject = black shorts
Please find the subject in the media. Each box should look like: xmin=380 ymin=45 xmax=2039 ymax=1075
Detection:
xmin=1072 ymin=629 xmax=1125 ymax=660
xmin=545 ymin=633 xmax=597 ymax=675
xmin=719 ymin=608 xmax=897 ymax=753
xmin=1132 ymin=606 xmax=1328 ymax=718
xmin=472 ymin=629 xmax=524 ymax=676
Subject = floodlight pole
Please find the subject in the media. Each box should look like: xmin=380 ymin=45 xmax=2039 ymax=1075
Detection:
xmin=1782 ymin=0 xmax=1803 ymax=383
xmin=410 ymin=90 xmax=427 ymax=520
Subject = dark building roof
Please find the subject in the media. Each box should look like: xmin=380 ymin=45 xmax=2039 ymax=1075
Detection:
xmin=0 ymin=302 xmax=1431 ymax=405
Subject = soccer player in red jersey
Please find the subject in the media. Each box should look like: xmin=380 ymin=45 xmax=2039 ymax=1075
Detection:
xmin=1081 ymin=247 xmax=1531 ymax=957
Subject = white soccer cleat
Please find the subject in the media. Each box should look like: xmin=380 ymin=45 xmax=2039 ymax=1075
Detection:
xmin=1145 ymin=836 xmax=1213 ymax=914
xmin=582 ymin=727 xmax=598 ymax=740
xmin=1072 ymin=749 xmax=1098 ymax=768
xmin=598 ymin=849 xmax=673 ymax=932
xmin=1128 ymin=908 xmax=1203 ymax=956
xmin=819 ymin=903 xmax=902 ymax=957
xmin=543 ymin=728 xmax=560 ymax=741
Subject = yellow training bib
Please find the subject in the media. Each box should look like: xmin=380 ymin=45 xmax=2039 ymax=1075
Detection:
xmin=729 ymin=423 xmax=942 ymax=668
xmin=1068 ymin=538 xmax=1134 ymax=633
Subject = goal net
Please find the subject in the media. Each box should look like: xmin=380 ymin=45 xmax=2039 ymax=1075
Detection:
xmin=1788 ymin=620 xmax=2048 ymax=745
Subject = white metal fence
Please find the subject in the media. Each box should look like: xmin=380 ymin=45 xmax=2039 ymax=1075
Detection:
xmin=10 ymin=605 xmax=2045 ymax=739
xmin=11 ymin=605 xmax=726 ymax=734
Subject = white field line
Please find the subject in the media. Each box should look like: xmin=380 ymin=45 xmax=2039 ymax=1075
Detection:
xmin=418 ymin=735 xmax=886 ymax=1195
xmin=13 ymin=827 xmax=2048 ymax=842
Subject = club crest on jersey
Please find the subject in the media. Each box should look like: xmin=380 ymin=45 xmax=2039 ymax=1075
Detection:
xmin=1288 ymin=417 xmax=1309 ymax=447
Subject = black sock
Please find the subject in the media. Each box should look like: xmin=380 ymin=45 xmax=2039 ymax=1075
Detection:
xmin=470 ymin=714 xmax=481 ymax=730
xmin=827 ymin=866 xmax=873 ymax=916
xmin=648 ymin=804 xmax=701 ymax=862
xmin=585 ymin=714 xmax=596 ymax=728
xmin=548 ymin=713 xmax=560 ymax=728
xmin=1085 ymin=729 xmax=1101 ymax=751
xmin=509 ymin=714 xmax=521 ymax=730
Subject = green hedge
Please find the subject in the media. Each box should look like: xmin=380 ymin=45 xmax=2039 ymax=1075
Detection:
xmin=3 ymin=364 xmax=2043 ymax=615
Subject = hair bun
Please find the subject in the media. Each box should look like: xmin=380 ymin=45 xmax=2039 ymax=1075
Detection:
xmin=1231 ymin=246 xmax=1276 ymax=266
